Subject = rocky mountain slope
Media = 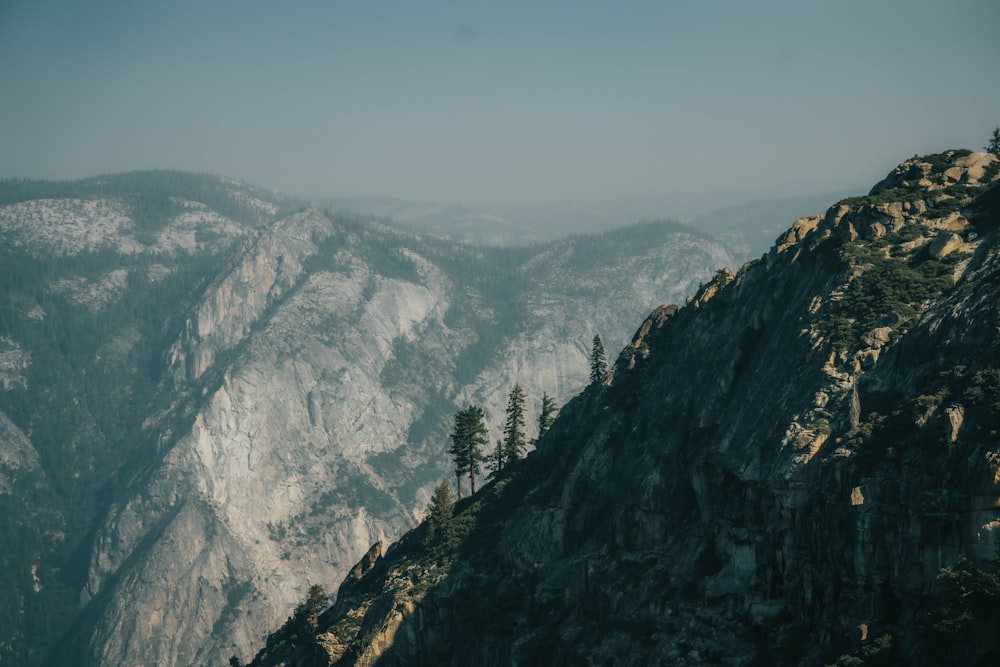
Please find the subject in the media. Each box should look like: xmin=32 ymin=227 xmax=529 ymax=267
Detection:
xmin=246 ymin=150 xmax=1000 ymax=666
xmin=0 ymin=172 xmax=732 ymax=666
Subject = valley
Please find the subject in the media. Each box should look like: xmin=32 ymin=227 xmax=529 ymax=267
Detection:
xmin=0 ymin=173 xmax=732 ymax=666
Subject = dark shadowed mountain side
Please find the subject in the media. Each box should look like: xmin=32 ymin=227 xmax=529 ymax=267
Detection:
xmin=246 ymin=150 xmax=1000 ymax=667
xmin=0 ymin=173 xmax=734 ymax=666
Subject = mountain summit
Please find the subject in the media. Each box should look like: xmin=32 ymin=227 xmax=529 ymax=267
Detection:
xmin=247 ymin=150 xmax=1000 ymax=666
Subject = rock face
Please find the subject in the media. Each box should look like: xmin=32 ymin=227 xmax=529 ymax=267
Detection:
xmin=249 ymin=151 xmax=1000 ymax=666
xmin=0 ymin=173 xmax=733 ymax=666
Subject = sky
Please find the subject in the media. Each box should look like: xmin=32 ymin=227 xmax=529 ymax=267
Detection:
xmin=1 ymin=0 xmax=998 ymax=206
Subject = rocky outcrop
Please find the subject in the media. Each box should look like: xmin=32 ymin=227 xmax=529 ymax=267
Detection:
xmin=255 ymin=151 xmax=1000 ymax=666
xmin=167 ymin=208 xmax=334 ymax=384
xmin=870 ymin=151 xmax=998 ymax=194
xmin=71 ymin=214 xmax=731 ymax=667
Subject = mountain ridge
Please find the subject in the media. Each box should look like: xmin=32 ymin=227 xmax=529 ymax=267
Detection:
xmin=244 ymin=149 xmax=1000 ymax=666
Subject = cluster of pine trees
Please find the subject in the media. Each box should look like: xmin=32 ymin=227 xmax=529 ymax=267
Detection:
xmin=446 ymin=386 xmax=557 ymax=499
xmin=445 ymin=333 xmax=608 ymax=500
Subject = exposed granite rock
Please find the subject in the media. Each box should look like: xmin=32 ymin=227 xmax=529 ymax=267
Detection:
xmin=0 ymin=180 xmax=731 ymax=666
xmin=167 ymin=209 xmax=334 ymax=384
xmin=776 ymin=215 xmax=822 ymax=253
xmin=870 ymin=150 xmax=999 ymax=194
xmin=929 ymin=232 xmax=964 ymax=259
xmin=75 ymin=215 xmax=730 ymax=666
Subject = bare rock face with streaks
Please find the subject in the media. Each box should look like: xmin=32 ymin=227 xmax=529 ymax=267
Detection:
xmin=0 ymin=172 xmax=733 ymax=666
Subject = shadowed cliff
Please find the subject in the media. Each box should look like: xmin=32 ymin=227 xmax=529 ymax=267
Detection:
xmin=248 ymin=150 xmax=1000 ymax=666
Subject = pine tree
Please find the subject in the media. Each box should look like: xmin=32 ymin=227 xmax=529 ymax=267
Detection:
xmin=449 ymin=405 xmax=488 ymax=496
xmin=590 ymin=333 xmax=608 ymax=385
xmin=536 ymin=392 xmax=557 ymax=443
xmin=502 ymin=383 xmax=528 ymax=464
xmin=292 ymin=584 xmax=327 ymax=630
xmin=425 ymin=480 xmax=454 ymax=545
xmin=487 ymin=438 xmax=504 ymax=477
xmin=427 ymin=480 xmax=454 ymax=526
xmin=987 ymin=127 xmax=1000 ymax=157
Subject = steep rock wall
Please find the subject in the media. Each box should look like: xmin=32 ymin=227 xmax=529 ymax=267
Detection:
xmin=54 ymin=209 xmax=731 ymax=665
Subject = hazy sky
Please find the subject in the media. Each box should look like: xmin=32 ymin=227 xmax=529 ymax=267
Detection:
xmin=1 ymin=0 xmax=998 ymax=205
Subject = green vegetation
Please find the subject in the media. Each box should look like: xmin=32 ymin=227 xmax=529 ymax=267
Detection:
xmin=825 ymin=634 xmax=895 ymax=667
xmin=923 ymin=188 xmax=975 ymax=219
xmin=294 ymin=584 xmax=328 ymax=628
xmin=274 ymin=585 xmax=327 ymax=646
xmin=557 ymin=219 xmax=695 ymax=270
xmin=969 ymin=180 xmax=1000 ymax=230
xmin=912 ymin=558 xmax=1000 ymax=664
xmin=536 ymin=392 xmax=557 ymax=443
xmin=713 ymin=267 xmax=733 ymax=287
xmin=0 ymin=242 xmax=241 ymax=661
xmin=836 ymin=150 xmax=983 ymax=216
xmin=424 ymin=481 xmax=454 ymax=543
xmin=958 ymin=367 xmax=1000 ymax=438
xmin=448 ymin=405 xmax=488 ymax=497
xmin=816 ymin=239 xmax=959 ymax=353
xmin=501 ymin=383 xmax=528 ymax=466
xmin=421 ymin=481 xmax=487 ymax=564
xmin=590 ymin=333 xmax=608 ymax=385
xmin=905 ymin=365 xmax=996 ymax=435
xmin=921 ymin=149 xmax=972 ymax=171
xmin=837 ymin=187 xmax=923 ymax=209
xmin=845 ymin=362 xmax=1000 ymax=478
xmin=985 ymin=127 xmax=1000 ymax=157
xmin=809 ymin=418 xmax=832 ymax=436
xmin=930 ymin=558 xmax=1000 ymax=634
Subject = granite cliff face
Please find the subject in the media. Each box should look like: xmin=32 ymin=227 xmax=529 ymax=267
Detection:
xmin=249 ymin=150 xmax=1000 ymax=666
xmin=0 ymin=173 xmax=732 ymax=665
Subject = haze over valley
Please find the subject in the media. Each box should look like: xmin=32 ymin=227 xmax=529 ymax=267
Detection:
xmin=2 ymin=1 xmax=999 ymax=665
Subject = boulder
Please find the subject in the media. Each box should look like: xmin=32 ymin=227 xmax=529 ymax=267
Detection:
xmin=929 ymin=232 xmax=964 ymax=259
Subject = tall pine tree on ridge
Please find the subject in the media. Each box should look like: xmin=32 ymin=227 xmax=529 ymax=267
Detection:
xmin=536 ymin=392 xmax=557 ymax=444
xmin=590 ymin=333 xmax=608 ymax=385
xmin=448 ymin=405 xmax=488 ymax=497
xmin=502 ymin=383 xmax=527 ymax=466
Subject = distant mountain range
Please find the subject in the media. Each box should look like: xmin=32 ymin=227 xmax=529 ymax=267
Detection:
xmin=0 ymin=171 xmax=736 ymax=666
xmin=314 ymin=188 xmax=858 ymax=255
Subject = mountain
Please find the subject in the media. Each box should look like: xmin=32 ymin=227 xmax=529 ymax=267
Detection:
xmin=245 ymin=150 xmax=1000 ymax=666
xmin=0 ymin=172 xmax=734 ymax=665
xmin=316 ymin=190 xmax=861 ymax=249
